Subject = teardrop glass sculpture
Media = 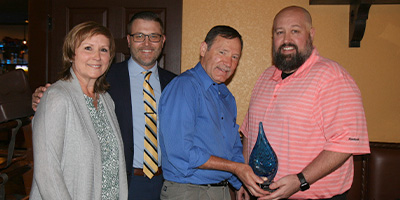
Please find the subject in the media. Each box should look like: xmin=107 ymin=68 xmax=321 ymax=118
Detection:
xmin=249 ymin=122 xmax=278 ymax=192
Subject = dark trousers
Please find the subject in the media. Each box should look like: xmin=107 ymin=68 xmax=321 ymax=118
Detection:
xmin=128 ymin=169 xmax=164 ymax=200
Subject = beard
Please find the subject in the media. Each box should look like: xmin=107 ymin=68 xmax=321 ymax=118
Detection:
xmin=130 ymin=48 xmax=161 ymax=67
xmin=273 ymin=36 xmax=314 ymax=72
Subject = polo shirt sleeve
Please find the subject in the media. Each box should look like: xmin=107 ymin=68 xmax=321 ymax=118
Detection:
xmin=317 ymin=72 xmax=370 ymax=155
xmin=159 ymin=77 xmax=211 ymax=177
xmin=240 ymin=112 xmax=250 ymax=137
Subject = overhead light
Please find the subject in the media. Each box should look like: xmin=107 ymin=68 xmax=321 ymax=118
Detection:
xmin=23 ymin=23 xmax=27 ymax=45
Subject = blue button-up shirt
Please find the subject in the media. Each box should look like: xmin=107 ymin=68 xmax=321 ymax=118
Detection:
xmin=159 ymin=62 xmax=244 ymax=189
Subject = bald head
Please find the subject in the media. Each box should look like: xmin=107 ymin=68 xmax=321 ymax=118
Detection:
xmin=274 ymin=6 xmax=313 ymax=30
xmin=272 ymin=6 xmax=315 ymax=73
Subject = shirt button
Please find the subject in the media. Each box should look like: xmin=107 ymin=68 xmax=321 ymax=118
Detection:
xmin=221 ymin=117 xmax=224 ymax=120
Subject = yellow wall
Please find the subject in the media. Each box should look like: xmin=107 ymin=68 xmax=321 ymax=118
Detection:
xmin=181 ymin=0 xmax=400 ymax=143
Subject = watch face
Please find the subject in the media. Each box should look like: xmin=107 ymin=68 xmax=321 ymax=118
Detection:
xmin=297 ymin=173 xmax=310 ymax=191
xmin=300 ymin=182 xmax=310 ymax=191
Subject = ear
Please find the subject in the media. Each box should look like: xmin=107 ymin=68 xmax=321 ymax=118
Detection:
xmin=161 ymin=35 xmax=166 ymax=48
xmin=200 ymin=41 xmax=208 ymax=57
xmin=309 ymin=27 xmax=316 ymax=42
xmin=126 ymin=34 xmax=131 ymax=47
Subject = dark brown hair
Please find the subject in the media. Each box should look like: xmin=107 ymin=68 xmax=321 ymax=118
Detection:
xmin=127 ymin=11 xmax=164 ymax=34
xmin=204 ymin=25 xmax=243 ymax=51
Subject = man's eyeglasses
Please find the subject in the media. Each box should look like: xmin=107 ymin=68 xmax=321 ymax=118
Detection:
xmin=129 ymin=33 xmax=163 ymax=43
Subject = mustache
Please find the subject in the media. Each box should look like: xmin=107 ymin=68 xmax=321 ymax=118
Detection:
xmin=217 ymin=65 xmax=231 ymax=72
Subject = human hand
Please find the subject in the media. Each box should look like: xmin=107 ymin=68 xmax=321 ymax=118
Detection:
xmin=234 ymin=163 xmax=270 ymax=198
xmin=32 ymin=83 xmax=51 ymax=111
xmin=236 ymin=186 xmax=250 ymax=200
xmin=258 ymin=174 xmax=300 ymax=200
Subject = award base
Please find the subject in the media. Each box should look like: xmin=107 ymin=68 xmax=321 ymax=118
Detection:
xmin=258 ymin=181 xmax=276 ymax=192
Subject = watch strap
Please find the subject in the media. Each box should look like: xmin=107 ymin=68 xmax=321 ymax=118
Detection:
xmin=297 ymin=172 xmax=310 ymax=191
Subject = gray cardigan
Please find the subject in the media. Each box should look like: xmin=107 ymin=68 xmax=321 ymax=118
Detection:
xmin=29 ymin=69 xmax=128 ymax=200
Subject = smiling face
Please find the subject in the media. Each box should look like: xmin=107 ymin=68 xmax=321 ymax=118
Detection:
xmin=272 ymin=7 xmax=315 ymax=72
xmin=127 ymin=19 xmax=166 ymax=70
xmin=72 ymin=34 xmax=111 ymax=86
xmin=200 ymin=35 xmax=242 ymax=84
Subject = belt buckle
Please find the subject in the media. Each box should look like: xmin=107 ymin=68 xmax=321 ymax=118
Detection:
xmin=219 ymin=180 xmax=228 ymax=186
xmin=210 ymin=180 xmax=228 ymax=187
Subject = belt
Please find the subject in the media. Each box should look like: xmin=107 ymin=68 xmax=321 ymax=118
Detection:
xmin=199 ymin=180 xmax=229 ymax=187
xmin=133 ymin=167 xmax=162 ymax=176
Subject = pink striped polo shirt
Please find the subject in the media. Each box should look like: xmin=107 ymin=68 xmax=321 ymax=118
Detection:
xmin=241 ymin=49 xmax=370 ymax=199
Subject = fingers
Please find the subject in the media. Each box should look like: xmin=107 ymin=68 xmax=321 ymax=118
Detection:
xmin=32 ymin=85 xmax=50 ymax=111
xmin=32 ymin=89 xmax=42 ymax=102
xmin=268 ymin=182 xmax=279 ymax=190
xmin=236 ymin=187 xmax=243 ymax=200
xmin=257 ymin=175 xmax=300 ymax=200
xmin=32 ymin=103 xmax=37 ymax=112
xmin=244 ymin=180 xmax=270 ymax=197
xmin=39 ymin=85 xmax=48 ymax=93
xmin=237 ymin=186 xmax=252 ymax=200
xmin=258 ymin=196 xmax=276 ymax=200
xmin=238 ymin=165 xmax=270 ymax=197
xmin=32 ymin=90 xmax=40 ymax=112
xmin=252 ymin=185 xmax=271 ymax=197
xmin=243 ymin=191 xmax=250 ymax=200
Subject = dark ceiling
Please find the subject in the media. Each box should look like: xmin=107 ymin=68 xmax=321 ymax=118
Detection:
xmin=0 ymin=0 xmax=28 ymax=25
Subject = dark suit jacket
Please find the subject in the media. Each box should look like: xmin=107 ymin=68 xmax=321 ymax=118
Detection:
xmin=106 ymin=59 xmax=176 ymax=185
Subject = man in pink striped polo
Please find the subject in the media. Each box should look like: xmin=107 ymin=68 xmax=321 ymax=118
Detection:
xmin=240 ymin=6 xmax=370 ymax=200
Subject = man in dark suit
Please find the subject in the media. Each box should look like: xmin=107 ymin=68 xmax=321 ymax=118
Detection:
xmin=32 ymin=12 xmax=176 ymax=200
xmin=106 ymin=11 xmax=176 ymax=200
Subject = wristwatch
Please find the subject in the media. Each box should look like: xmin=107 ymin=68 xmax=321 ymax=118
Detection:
xmin=297 ymin=172 xmax=310 ymax=191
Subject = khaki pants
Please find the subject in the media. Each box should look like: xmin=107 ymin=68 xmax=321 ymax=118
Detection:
xmin=160 ymin=180 xmax=231 ymax=200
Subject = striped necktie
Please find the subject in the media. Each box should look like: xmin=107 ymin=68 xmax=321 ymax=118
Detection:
xmin=142 ymin=71 xmax=158 ymax=179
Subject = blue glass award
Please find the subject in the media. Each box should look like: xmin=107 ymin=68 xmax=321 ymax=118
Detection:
xmin=249 ymin=122 xmax=278 ymax=192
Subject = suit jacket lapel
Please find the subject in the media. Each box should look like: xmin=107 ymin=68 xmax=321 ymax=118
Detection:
xmin=158 ymin=66 xmax=169 ymax=91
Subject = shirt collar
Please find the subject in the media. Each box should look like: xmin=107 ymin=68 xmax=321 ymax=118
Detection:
xmin=193 ymin=62 xmax=230 ymax=97
xmin=194 ymin=62 xmax=215 ymax=90
xmin=128 ymin=57 xmax=159 ymax=79
xmin=272 ymin=48 xmax=320 ymax=82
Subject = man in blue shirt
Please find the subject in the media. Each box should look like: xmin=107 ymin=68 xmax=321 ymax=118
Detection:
xmin=159 ymin=26 xmax=269 ymax=200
